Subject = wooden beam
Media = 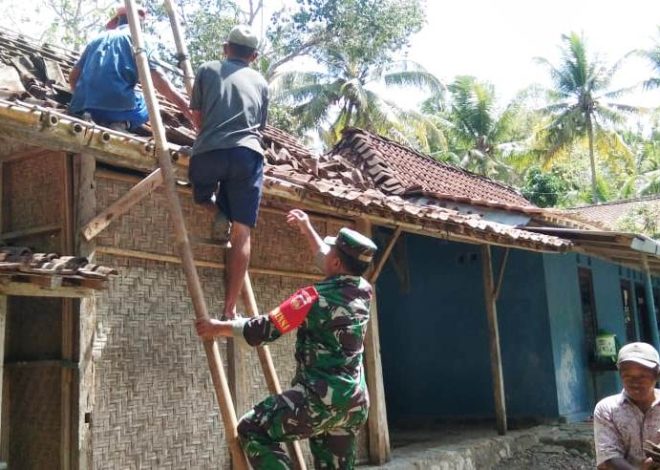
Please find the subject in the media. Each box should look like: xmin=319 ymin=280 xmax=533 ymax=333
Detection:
xmin=493 ymin=248 xmax=510 ymax=301
xmin=0 ymin=161 xmax=3 ymax=235
xmin=0 ymin=281 xmax=95 ymax=298
xmin=95 ymin=246 xmax=323 ymax=280
xmin=124 ymin=2 xmax=247 ymax=466
xmin=370 ymin=226 xmax=402 ymax=283
xmin=73 ymin=152 xmax=96 ymax=470
xmin=357 ymin=218 xmax=391 ymax=465
xmin=0 ymin=147 xmax=52 ymax=163
xmin=82 ymin=168 xmax=163 ymax=241
xmin=0 ymin=224 xmax=61 ymax=241
xmin=0 ymin=296 xmax=6 ymax=447
xmin=61 ymin=152 xmax=74 ymax=470
xmin=481 ymin=244 xmax=507 ymax=435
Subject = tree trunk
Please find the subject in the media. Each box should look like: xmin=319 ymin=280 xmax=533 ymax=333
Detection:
xmin=586 ymin=115 xmax=598 ymax=203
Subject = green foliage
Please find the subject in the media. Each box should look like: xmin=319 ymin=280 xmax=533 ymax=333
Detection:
xmin=521 ymin=166 xmax=565 ymax=207
xmin=268 ymin=0 xmax=425 ymax=75
xmin=618 ymin=205 xmax=660 ymax=239
xmin=535 ymin=32 xmax=638 ymax=203
xmin=269 ymin=0 xmax=440 ymax=147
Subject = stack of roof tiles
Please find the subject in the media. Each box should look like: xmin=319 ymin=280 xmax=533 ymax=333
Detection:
xmin=0 ymin=246 xmax=117 ymax=289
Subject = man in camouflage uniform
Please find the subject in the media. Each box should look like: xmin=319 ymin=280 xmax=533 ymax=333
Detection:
xmin=196 ymin=208 xmax=378 ymax=469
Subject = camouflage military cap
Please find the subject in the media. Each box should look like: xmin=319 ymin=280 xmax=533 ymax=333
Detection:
xmin=323 ymin=228 xmax=377 ymax=264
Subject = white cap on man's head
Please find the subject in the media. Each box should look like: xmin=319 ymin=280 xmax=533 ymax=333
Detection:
xmin=617 ymin=342 xmax=660 ymax=370
xmin=225 ymin=25 xmax=259 ymax=50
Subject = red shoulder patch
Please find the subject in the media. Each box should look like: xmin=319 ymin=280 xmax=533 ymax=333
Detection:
xmin=269 ymin=286 xmax=319 ymax=334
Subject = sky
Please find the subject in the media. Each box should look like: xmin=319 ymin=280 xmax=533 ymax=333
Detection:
xmin=403 ymin=0 xmax=660 ymax=107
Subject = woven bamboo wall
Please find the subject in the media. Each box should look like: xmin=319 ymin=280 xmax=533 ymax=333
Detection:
xmin=91 ymin=174 xmax=368 ymax=468
xmin=1 ymin=152 xmax=68 ymax=469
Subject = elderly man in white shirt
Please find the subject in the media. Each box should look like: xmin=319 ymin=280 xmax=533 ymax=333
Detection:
xmin=594 ymin=342 xmax=660 ymax=469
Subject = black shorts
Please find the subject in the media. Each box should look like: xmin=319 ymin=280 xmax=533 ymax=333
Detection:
xmin=188 ymin=147 xmax=264 ymax=227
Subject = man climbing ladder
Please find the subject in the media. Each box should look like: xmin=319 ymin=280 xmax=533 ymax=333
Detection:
xmin=188 ymin=24 xmax=269 ymax=321
xmin=120 ymin=1 xmax=304 ymax=468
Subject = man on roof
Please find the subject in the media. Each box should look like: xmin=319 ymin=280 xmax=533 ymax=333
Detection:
xmin=187 ymin=24 xmax=269 ymax=320
xmin=68 ymin=5 xmax=191 ymax=132
xmin=196 ymin=209 xmax=376 ymax=469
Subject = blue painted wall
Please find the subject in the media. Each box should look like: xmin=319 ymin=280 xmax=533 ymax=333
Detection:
xmin=496 ymin=249 xmax=559 ymax=419
xmin=376 ymin=230 xmax=659 ymax=425
xmin=377 ymin=233 xmax=559 ymax=424
xmin=543 ymin=253 xmax=595 ymax=421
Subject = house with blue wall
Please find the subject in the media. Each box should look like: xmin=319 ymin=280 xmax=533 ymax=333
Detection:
xmin=331 ymin=129 xmax=660 ymax=430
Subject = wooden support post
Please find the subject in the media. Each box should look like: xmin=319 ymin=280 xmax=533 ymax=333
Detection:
xmin=81 ymin=168 xmax=163 ymax=241
xmin=124 ymin=2 xmax=248 ymax=468
xmin=480 ymin=244 xmax=507 ymax=435
xmin=357 ymin=219 xmax=391 ymax=465
xmin=643 ymin=255 xmax=660 ymax=352
xmin=74 ymin=153 xmax=96 ymax=470
xmin=61 ymin=152 xmax=74 ymax=470
xmin=240 ymin=274 xmax=307 ymax=469
xmin=0 ymin=295 xmax=6 ymax=448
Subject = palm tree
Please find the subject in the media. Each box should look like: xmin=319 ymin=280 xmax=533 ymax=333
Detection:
xmin=270 ymin=50 xmax=445 ymax=150
xmin=535 ymin=32 xmax=637 ymax=203
xmin=442 ymin=76 xmax=520 ymax=177
xmin=638 ymin=26 xmax=660 ymax=90
xmin=620 ymin=119 xmax=660 ymax=197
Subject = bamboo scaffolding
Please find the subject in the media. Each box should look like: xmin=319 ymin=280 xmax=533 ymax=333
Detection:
xmin=123 ymin=1 xmax=248 ymax=467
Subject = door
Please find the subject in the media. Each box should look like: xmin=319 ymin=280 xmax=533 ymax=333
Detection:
xmin=620 ymin=280 xmax=637 ymax=342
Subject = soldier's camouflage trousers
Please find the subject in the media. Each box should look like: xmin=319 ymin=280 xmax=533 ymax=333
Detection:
xmin=237 ymin=385 xmax=369 ymax=469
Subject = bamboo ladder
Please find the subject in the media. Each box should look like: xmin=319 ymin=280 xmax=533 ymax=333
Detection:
xmin=117 ymin=1 xmax=307 ymax=468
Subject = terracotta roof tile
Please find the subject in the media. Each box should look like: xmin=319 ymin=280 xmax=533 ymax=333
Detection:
xmin=568 ymin=195 xmax=660 ymax=230
xmin=0 ymin=27 xmax=573 ymax=252
xmin=331 ymin=128 xmax=536 ymax=211
xmin=0 ymin=246 xmax=117 ymax=291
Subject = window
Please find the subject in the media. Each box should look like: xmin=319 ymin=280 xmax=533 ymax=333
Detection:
xmin=578 ymin=268 xmax=598 ymax=362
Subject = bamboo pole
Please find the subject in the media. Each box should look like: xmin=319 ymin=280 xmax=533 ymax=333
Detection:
xmin=163 ymin=0 xmax=195 ymax=95
xmin=123 ymin=2 xmax=248 ymax=467
xmin=162 ymin=4 xmax=306 ymax=466
xmin=240 ymin=274 xmax=308 ymax=469
xmin=480 ymin=244 xmax=507 ymax=435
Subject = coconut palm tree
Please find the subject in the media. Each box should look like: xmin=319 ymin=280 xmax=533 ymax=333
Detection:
xmin=534 ymin=32 xmax=637 ymax=203
xmin=639 ymin=26 xmax=660 ymax=90
xmin=270 ymin=51 xmax=445 ymax=150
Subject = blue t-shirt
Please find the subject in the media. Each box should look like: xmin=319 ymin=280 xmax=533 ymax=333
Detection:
xmin=70 ymin=25 xmax=157 ymax=114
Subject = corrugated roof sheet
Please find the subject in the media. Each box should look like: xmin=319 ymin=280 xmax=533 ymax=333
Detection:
xmin=0 ymin=27 xmax=573 ymax=252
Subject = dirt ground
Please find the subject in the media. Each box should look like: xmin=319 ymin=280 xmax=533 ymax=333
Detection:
xmin=492 ymin=443 xmax=595 ymax=469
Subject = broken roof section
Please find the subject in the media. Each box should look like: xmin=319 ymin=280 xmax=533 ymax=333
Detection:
xmin=332 ymin=128 xmax=533 ymax=210
xmin=0 ymin=26 xmax=574 ymax=253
